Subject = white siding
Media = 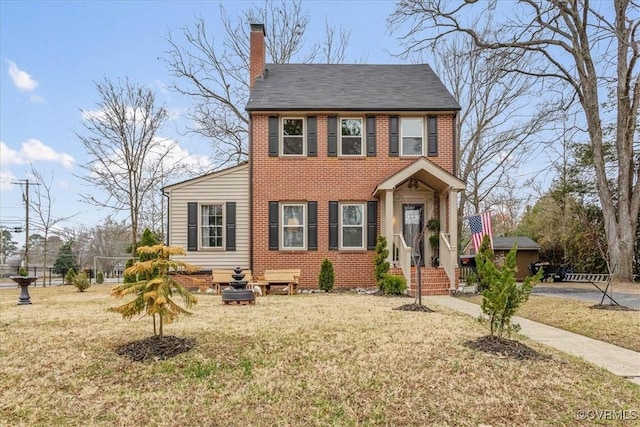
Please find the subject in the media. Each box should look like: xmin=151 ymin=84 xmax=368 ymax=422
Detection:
xmin=164 ymin=164 xmax=249 ymax=270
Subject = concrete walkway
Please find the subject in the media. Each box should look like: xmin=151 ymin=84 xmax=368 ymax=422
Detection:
xmin=425 ymin=295 xmax=640 ymax=386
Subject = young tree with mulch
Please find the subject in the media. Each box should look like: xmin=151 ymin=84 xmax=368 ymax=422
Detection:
xmin=109 ymin=245 xmax=198 ymax=339
xmin=476 ymin=235 xmax=543 ymax=339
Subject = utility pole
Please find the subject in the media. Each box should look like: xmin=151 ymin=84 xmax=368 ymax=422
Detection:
xmin=12 ymin=179 xmax=39 ymax=271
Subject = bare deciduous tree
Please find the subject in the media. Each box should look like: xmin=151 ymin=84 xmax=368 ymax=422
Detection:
xmin=76 ymin=77 xmax=181 ymax=254
xmin=391 ymin=0 xmax=639 ymax=281
xmin=420 ymin=35 xmax=555 ymax=240
xmin=164 ymin=0 xmax=351 ymax=169
xmin=29 ymin=167 xmax=77 ymax=286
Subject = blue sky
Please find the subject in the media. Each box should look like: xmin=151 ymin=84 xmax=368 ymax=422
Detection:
xmin=0 ymin=0 xmax=399 ymax=233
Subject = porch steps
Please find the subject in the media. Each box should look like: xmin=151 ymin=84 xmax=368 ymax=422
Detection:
xmin=390 ymin=266 xmax=451 ymax=296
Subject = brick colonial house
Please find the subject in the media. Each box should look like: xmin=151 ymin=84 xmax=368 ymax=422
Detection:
xmin=164 ymin=23 xmax=465 ymax=295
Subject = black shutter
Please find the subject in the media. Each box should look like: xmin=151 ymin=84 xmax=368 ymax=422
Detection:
xmin=327 ymin=116 xmax=338 ymax=157
xmin=366 ymin=116 xmax=376 ymax=156
xmin=307 ymin=116 xmax=317 ymax=157
xmin=268 ymin=116 xmax=279 ymax=157
xmin=389 ymin=116 xmax=399 ymax=157
xmin=307 ymin=201 xmax=317 ymax=250
xmin=328 ymin=201 xmax=339 ymax=250
xmin=225 ymin=202 xmax=236 ymax=251
xmin=427 ymin=116 xmax=438 ymax=156
xmin=367 ymin=201 xmax=377 ymax=250
xmin=268 ymin=201 xmax=279 ymax=250
xmin=187 ymin=202 xmax=198 ymax=251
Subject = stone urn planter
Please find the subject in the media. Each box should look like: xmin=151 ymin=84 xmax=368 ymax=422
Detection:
xmin=10 ymin=276 xmax=38 ymax=305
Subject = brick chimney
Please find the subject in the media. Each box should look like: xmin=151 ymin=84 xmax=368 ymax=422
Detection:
xmin=249 ymin=23 xmax=266 ymax=90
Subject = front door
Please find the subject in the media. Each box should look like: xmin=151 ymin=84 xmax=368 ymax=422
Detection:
xmin=403 ymin=204 xmax=424 ymax=266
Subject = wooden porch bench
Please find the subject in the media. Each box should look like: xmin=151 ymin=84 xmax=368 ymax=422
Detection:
xmin=211 ymin=269 xmax=252 ymax=295
xmin=251 ymin=269 xmax=300 ymax=296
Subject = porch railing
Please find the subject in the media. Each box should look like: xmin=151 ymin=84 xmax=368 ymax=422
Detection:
xmin=393 ymin=233 xmax=412 ymax=286
xmin=439 ymin=232 xmax=457 ymax=290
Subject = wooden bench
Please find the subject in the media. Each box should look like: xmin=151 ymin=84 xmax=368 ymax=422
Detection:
xmin=211 ymin=269 xmax=252 ymax=295
xmin=252 ymin=269 xmax=300 ymax=296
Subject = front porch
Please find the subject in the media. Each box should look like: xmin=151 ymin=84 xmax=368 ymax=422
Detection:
xmin=390 ymin=265 xmax=454 ymax=296
xmin=374 ymin=157 xmax=466 ymax=293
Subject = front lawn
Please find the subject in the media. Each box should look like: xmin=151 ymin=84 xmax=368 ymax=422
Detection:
xmin=457 ymin=293 xmax=640 ymax=353
xmin=0 ymin=285 xmax=637 ymax=426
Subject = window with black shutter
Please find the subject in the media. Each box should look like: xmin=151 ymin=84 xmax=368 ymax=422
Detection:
xmin=389 ymin=116 xmax=399 ymax=157
xmin=268 ymin=201 xmax=279 ymax=250
xmin=327 ymin=116 xmax=338 ymax=157
xmin=187 ymin=202 xmax=198 ymax=251
xmin=427 ymin=116 xmax=438 ymax=156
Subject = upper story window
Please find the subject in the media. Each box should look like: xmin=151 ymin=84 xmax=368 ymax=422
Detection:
xmin=282 ymin=203 xmax=306 ymax=249
xmin=282 ymin=118 xmax=305 ymax=155
xmin=340 ymin=118 xmax=363 ymax=156
xmin=340 ymin=203 xmax=365 ymax=249
xmin=401 ymin=118 xmax=423 ymax=156
xmin=201 ymin=204 xmax=223 ymax=248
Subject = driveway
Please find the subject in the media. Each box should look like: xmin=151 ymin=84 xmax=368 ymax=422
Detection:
xmin=532 ymin=282 xmax=640 ymax=309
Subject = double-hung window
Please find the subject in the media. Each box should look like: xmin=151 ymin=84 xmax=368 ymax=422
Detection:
xmin=401 ymin=118 xmax=423 ymax=156
xmin=340 ymin=118 xmax=363 ymax=156
xmin=282 ymin=118 xmax=305 ymax=155
xmin=340 ymin=203 xmax=365 ymax=249
xmin=282 ymin=203 xmax=305 ymax=249
xmin=201 ymin=204 xmax=223 ymax=248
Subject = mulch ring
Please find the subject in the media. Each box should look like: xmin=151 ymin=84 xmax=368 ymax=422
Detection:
xmin=393 ymin=303 xmax=435 ymax=312
xmin=465 ymin=335 xmax=550 ymax=361
xmin=116 ymin=335 xmax=196 ymax=362
xmin=590 ymin=304 xmax=637 ymax=311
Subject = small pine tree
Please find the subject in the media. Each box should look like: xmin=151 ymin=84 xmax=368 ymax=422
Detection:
xmin=65 ymin=268 xmax=76 ymax=286
xmin=72 ymin=271 xmax=91 ymax=292
xmin=96 ymin=271 xmax=105 ymax=284
xmin=123 ymin=258 xmax=136 ymax=283
xmin=475 ymin=235 xmax=494 ymax=293
xmin=318 ymin=258 xmax=335 ymax=292
xmin=374 ymin=235 xmax=390 ymax=287
xmin=477 ymin=236 xmax=544 ymax=339
xmin=110 ymin=245 xmax=198 ymax=339
xmin=53 ymin=240 xmax=79 ymax=278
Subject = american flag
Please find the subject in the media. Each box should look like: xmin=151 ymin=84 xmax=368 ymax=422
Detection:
xmin=468 ymin=211 xmax=493 ymax=252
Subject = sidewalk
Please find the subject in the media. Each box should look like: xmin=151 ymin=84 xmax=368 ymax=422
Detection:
xmin=425 ymin=295 xmax=640 ymax=386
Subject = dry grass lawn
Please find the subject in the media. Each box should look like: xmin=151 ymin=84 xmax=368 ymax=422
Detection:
xmin=1 ymin=285 xmax=638 ymax=426
xmin=458 ymin=293 xmax=640 ymax=353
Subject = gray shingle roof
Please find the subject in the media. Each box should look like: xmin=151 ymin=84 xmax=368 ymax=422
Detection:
xmin=246 ymin=64 xmax=460 ymax=111
xmin=493 ymin=236 xmax=541 ymax=251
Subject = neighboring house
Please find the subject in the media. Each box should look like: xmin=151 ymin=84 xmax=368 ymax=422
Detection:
xmin=463 ymin=236 xmax=541 ymax=281
xmin=165 ymin=23 xmax=466 ymax=295
xmin=492 ymin=236 xmax=541 ymax=281
xmin=163 ymin=162 xmax=250 ymax=277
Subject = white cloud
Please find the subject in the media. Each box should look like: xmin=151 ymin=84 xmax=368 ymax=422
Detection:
xmin=0 ymin=139 xmax=74 ymax=170
xmin=30 ymin=94 xmax=45 ymax=103
xmin=80 ymin=109 xmax=106 ymax=121
xmin=7 ymin=60 xmax=38 ymax=91
xmin=0 ymin=168 xmax=17 ymax=191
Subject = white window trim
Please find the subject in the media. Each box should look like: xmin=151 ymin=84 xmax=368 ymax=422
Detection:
xmin=339 ymin=117 xmax=364 ymax=157
xmin=281 ymin=202 xmax=306 ymax=250
xmin=339 ymin=202 xmax=366 ymax=250
xmin=200 ymin=203 xmax=225 ymax=249
xmin=400 ymin=117 xmax=424 ymax=157
xmin=281 ymin=117 xmax=306 ymax=156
